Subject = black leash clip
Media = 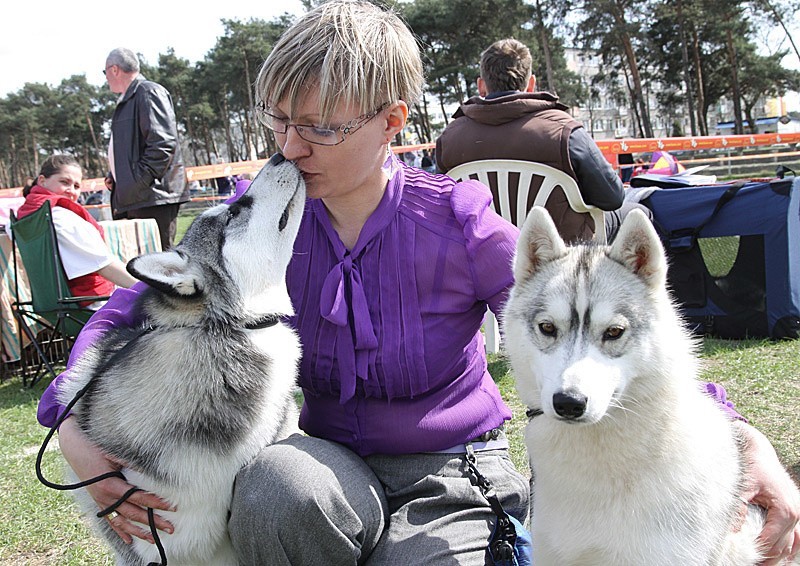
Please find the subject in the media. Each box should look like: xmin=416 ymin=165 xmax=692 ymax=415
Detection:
xmin=489 ymin=514 xmax=518 ymax=564
xmin=465 ymin=444 xmax=519 ymax=566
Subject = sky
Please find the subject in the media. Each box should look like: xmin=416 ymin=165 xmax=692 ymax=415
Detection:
xmin=3 ymin=2 xmax=799 ymax=112
xmin=0 ymin=0 xmax=305 ymax=98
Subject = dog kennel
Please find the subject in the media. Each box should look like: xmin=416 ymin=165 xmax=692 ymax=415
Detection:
xmin=644 ymin=176 xmax=800 ymax=340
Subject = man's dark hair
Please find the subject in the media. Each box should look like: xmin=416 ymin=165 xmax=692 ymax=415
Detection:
xmin=479 ymin=38 xmax=533 ymax=94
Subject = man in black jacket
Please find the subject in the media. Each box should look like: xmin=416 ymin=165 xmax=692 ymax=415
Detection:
xmin=104 ymin=47 xmax=189 ymax=250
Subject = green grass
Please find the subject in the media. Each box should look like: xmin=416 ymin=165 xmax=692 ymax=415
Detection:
xmin=0 ymin=378 xmax=113 ymax=565
xmin=2 ymin=338 xmax=798 ymax=563
xmin=3 ymin=207 xmax=797 ymax=563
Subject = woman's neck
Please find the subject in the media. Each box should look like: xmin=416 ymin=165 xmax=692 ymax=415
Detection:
xmin=323 ymin=169 xmax=389 ymax=250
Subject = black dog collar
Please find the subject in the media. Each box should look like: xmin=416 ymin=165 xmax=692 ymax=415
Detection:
xmin=526 ymin=407 xmax=543 ymax=420
xmin=244 ymin=315 xmax=282 ymax=330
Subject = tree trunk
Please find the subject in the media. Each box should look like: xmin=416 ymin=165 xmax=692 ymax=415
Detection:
xmin=84 ymin=111 xmax=103 ymax=171
xmin=677 ymin=0 xmax=697 ymax=136
xmin=242 ymin=49 xmax=256 ymax=160
xmin=439 ymin=79 xmax=452 ymax=126
xmin=743 ymin=102 xmax=758 ymax=134
xmin=186 ymin=114 xmax=198 ymax=165
xmin=610 ymin=2 xmax=653 ymax=137
xmin=725 ymin=26 xmax=744 ymax=134
xmin=420 ymin=93 xmax=432 ymax=142
xmin=202 ymin=119 xmax=215 ymax=165
xmin=534 ymin=0 xmax=557 ymax=94
xmin=622 ymin=65 xmax=644 ymax=137
xmin=413 ymin=102 xmax=431 ymax=143
xmin=690 ymin=27 xmax=708 ymax=135
xmin=222 ymin=96 xmax=234 ymax=161
xmin=30 ymin=129 xmax=39 ymax=175
xmin=0 ymin=156 xmax=9 ymax=188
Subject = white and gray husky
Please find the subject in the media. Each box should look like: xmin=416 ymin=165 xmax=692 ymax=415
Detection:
xmin=504 ymin=207 xmax=797 ymax=565
xmin=56 ymin=154 xmax=305 ymax=565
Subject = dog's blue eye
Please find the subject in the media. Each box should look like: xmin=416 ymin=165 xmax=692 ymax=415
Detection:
xmin=538 ymin=322 xmax=557 ymax=337
xmin=604 ymin=326 xmax=625 ymax=340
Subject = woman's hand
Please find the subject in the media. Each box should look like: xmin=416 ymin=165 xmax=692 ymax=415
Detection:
xmin=736 ymin=421 xmax=800 ymax=565
xmin=58 ymin=417 xmax=175 ymax=545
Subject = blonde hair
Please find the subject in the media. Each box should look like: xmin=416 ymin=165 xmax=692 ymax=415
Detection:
xmin=255 ymin=0 xmax=423 ymax=122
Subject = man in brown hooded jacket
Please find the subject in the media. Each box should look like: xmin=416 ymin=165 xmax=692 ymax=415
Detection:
xmin=436 ymin=38 xmax=646 ymax=242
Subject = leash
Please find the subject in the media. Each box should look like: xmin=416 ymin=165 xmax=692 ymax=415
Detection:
xmin=36 ymin=313 xmax=282 ymax=566
xmin=35 ymin=325 xmax=170 ymax=566
xmin=465 ymin=443 xmax=520 ymax=565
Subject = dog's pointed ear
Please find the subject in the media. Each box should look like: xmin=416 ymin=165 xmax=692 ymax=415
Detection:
xmin=608 ymin=209 xmax=666 ymax=289
xmin=127 ymin=251 xmax=205 ymax=298
xmin=513 ymin=206 xmax=568 ymax=282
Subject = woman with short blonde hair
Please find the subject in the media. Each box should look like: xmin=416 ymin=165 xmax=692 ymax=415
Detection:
xmin=42 ymin=1 xmax=528 ymax=562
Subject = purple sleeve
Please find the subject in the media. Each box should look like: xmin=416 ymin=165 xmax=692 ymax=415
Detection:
xmin=449 ymin=179 xmax=520 ymax=316
xmin=704 ymin=382 xmax=747 ymax=422
xmin=36 ymin=283 xmax=147 ymax=428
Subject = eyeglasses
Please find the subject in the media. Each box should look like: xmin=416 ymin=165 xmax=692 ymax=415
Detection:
xmin=255 ymin=102 xmax=389 ymax=146
xmin=102 ymin=65 xmax=116 ymax=76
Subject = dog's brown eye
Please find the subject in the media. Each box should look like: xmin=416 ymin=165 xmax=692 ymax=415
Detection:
xmin=604 ymin=326 xmax=625 ymax=340
xmin=226 ymin=205 xmax=241 ymax=225
xmin=538 ymin=322 xmax=557 ymax=337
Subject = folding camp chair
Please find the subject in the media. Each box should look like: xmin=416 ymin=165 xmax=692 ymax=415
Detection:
xmin=9 ymin=202 xmax=109 ymax=387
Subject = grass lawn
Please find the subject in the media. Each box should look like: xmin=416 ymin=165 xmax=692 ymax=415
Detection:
xmin=1 ymin=338 xmax=798 ymax=564
xmin=2 ymin=208 xmax=798 ymax=563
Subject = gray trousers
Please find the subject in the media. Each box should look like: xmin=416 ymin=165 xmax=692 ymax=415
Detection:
xmin=228 ymin=434 xmax=529 ymax=565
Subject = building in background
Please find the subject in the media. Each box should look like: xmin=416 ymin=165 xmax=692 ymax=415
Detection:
xmin=563 ymin=47 xmax=799 ymax=140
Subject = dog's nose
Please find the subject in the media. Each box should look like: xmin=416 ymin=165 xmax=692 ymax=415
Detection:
xmin=553 ymin=391 xmax=587 ymax=419
xmin=269 ymin=153 xmax=286 ymax=166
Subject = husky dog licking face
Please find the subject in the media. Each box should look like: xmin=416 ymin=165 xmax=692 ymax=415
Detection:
xmin=503 ymin=206 xmax=675 ymax=425
xmin=128 ymin=153 xmax=306 ymax=328
xmin=56 ymin=153 xmax=306 ymax=566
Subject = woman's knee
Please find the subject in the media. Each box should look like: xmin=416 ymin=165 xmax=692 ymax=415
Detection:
xmin=231 ymin=440 xmax=320 ymax=526
xmin=229 ymin=436 xmax=387 ymax=563
xmin=231 ymin=435 xmax=388 ymax=526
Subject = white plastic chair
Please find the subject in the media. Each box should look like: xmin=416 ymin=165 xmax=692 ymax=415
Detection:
xmin=447 ymin=159 xmax=606 ymax=353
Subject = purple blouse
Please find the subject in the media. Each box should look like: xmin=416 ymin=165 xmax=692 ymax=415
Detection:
xmin=287 ymin=159 xmax=518 ymax=455
xmin=38 ymin=157 xmax=519 ymax=456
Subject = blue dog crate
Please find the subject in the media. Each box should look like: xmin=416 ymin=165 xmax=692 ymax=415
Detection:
xmin=645 ymin=177 xmax=800 ymax=340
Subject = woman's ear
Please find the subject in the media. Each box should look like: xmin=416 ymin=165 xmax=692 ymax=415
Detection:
xmin=384 ymin=101 xmax=408 ymax=142
xmin=36 ymin=174 xmax=46 ymax=187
